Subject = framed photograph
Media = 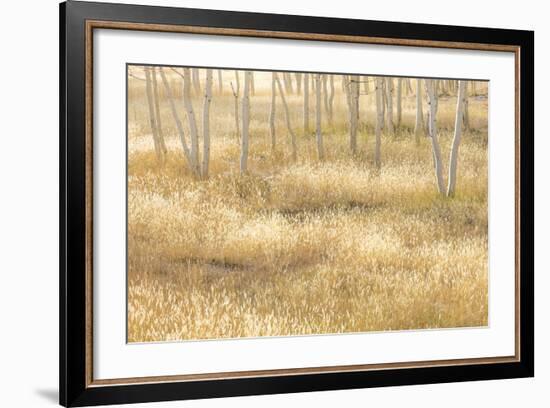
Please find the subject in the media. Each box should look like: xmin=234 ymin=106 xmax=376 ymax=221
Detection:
xmin=60 ymin=1 xmax=534 ymax=406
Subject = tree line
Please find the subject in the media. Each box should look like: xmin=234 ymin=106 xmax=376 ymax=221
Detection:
xmin=131 ymin=66 xmax=477 ymax=197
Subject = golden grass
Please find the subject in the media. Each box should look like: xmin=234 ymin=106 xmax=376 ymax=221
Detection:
xmin=127 ymin=71 xmax=488 ymax=342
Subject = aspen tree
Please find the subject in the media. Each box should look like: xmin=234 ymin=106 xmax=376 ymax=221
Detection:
xmin=283 ymin=73 xmax=294 ymax=94
xmin=144 ymin=67 xmax=163 ymax=163
xmin=447 ymin=80 xmax=467 ymax=197
xmin=386 ymin=77 xmax=394 ymax=134
xmin=230 ymin=71 xmax=240 ymax=140
xmin=414 ymin=78 xmax=424 ymax=144
xmin=363 ymin=76 xmax=370 ymax=94
xmin=250 ymin=72 xmax=255 ymax=95
xmin=425 ymin=79 xmax=445 ymax=194
xmin=303 ymin=73 xmax=310 ymax=133
xmin=191 ymin=68 xmax=201 ymax=95
xmin=343 ymin=75 xmax=351 ymax=113
xmin=322 ymin=75 xmax=331 ymax=124
xmin=315 ymin=74 xmax=325 ymax=160
xmin=240 ymin=71 xmax=251 ymax=174
xmin=396 ymin=78 xmax=403 ymax=128
xmin=374 ymin=77 xmax=383 ymax=169
xmin=274 ymin=73 xmax=297 ymax=160
xmin=349 ymin=76 xmax=359 ymax=154
xmin=151 ymin=67 xmax=168 ymax=159
xmin=269 ymin=72 xmax=277 ymax=151
xmin=381 ymin=79 xmax=386 ymax=129
xmin=295 ymin=73 xmax=302 ymax=94
xmin=217 ymin=70 xmax=223 ymax=94
xmin=328 ymin=75 xmax=335 ymax=125
xmin=158 ymin=68 xmax=194 ymax=173
xmin=463 ymin=83 xmax=471 ymax=132
xmin=202 ymin=69 xmax=213 ymax=178
xmin=183 ymin=68 xmax=200 ymax=175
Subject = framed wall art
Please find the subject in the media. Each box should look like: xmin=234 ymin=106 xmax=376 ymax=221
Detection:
xmin=60 ymin=1 xmax=534 ymax=406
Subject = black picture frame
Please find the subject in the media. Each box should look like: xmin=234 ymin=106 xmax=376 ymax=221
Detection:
xmin=60 ymin=1 xmax=534 ymax=406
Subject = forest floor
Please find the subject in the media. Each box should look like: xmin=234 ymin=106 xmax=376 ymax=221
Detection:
xmin=127 ymin=85 xmax=488 ymax=342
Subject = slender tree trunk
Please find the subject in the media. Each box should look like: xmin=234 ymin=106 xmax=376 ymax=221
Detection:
xmin=202 ymin=69 xmax=213 ymax=178
xmin=283 ymin=73 xmax=293 ymax=94
xmin=363 ymin=76 xmax=369 ymax=94
xmin=274 ymin=73 xmax=297 ymax=160
xmin=217 ymin=70 xmax=223 ymax=94
xmin=240 ymin=72 xmax=251 ymax=174
xmin=343 ymin=75 xmax=351 ymax=111
xmin=463 ymin=83 xmax=471 ymax=131
xmin=295 ymin=73 xmax=302 ymax=94
xmin=396 ymin=78 xmax=403 ymax=128
xmin=374 ymin=78 xmax=383 ymax=169
xmin=414 ymin=78 xmax=424 ymax=144
xmin=183 ymin=68 xmax=200 ymax=175
xmin=144 ymin=67 xmax=163 ymax=163
xmin=250 ymin=72 xmax=255 ymax=96
xmin=381 ymin=79 xmax=386 ymax=130
xmin=322 ymin=75 xmax=331 ymax=125
xmin=349 ymin=76 xmax=359 ymax=154
xmin=329 ymin=75 xmax=335 ymax=125
xmin=303 ymin=73 xmax=310 ymax=133
xmin=151 ymin=67 xmax=168 ymax=158
xmin=269 ymin=72 xmax=277 ymax=151
xmin=231 ymin=71 xmax=240 ymax=140
xmin=386 ymin=77 xmax=394 ymax=134
xmin=315 ymin=74 xmax=325 ymax=160
xmin=447 ymin=80 xmax=467 ymax=197
xmin=158 ymin=68 xmax=193 ymax=171
xmin=425 ymin=79 xmax=445 ymax=194
xmin=192 ymin=68 xmax=201 ymax=95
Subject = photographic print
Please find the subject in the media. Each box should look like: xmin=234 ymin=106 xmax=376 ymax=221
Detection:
xmin=126 ymin=66 xmax=488 ymax=343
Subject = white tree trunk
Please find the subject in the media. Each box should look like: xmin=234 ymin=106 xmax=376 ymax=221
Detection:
xmin=386 ymin=77 xmax=394 ymax=134
xmin=380 ymin=79 xmax=386 ymax=130
xmin=463 ymin=83 xmax=471 ymax=131
xmin=283 ymin=73 xmax=293 ymax=94
xmin=447 ymin=81 xmax=467 ymax=197
xmin=425 ymin=79 xmax=445 ymax=194
xmin=322 ymin=75 xmax=330 ymax=124
xmin=231 ymin=71 xmax=240 ymax=140
xmin=202 ymin=69 xmax=213 ymax=178
xmin=269 ymin=72 xmax=277 ymax=151
xmin=375 ymin=78 xmax=383 ymax=169
xmin=349 ymin=76 xmax=359 ymax=154
xmin=414 ymin=78 xmax=424 ymax=143
xmin=396 ymin=78 xmax=403 ymax=128
xmin=295 ymin=73 xmax=302 ymax=94
xmin=274 ymin=73 xmax=297 ymax=160
xmin=217 ymin=69 xmax=223 ymax=94
xmin=158 ymin=68 xmax=193 ymax=170
xmin=328 ymin=75 xmax=335 ymax=125
xmin=315 ymin=74 xmax=325 ymax=160
xmin=143 ymin=67 xmax=163 ymax=163
xmin=303 ymin=73 xmax=310 ymax=133
xmin=151 ymin=68 xmax=168 ymax=159
xmin=250 ymin=72 xmax=255 ymax=95
xmin=240 ymin=72 xmax=251 ymax=174
xmin=183 ymin=68 xmax=200 ymax=175
xmin=192 ymin=68 xmax=201 ymax=95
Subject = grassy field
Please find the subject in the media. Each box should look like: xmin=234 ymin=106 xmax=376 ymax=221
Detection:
xmin=127 ymin=70 xmax=488 ymax=342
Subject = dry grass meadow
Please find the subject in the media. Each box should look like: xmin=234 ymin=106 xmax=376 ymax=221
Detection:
xmin=127 ymin=68 xmax=488 ymax=342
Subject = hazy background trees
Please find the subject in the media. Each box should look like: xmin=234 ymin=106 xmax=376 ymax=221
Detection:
xmin=129 ymin=66 xmax=487 ymax=197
